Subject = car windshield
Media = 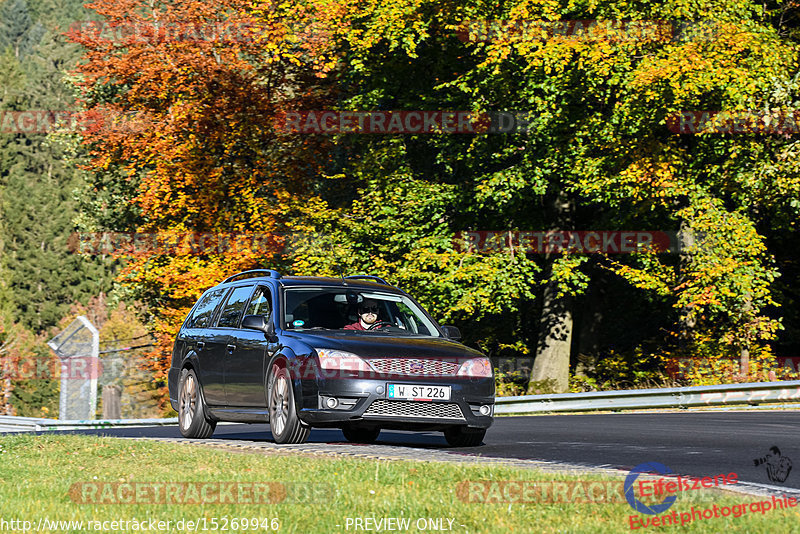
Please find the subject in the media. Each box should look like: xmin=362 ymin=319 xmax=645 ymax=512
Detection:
xmin=282 ymin=287 xmax=440 ymax=336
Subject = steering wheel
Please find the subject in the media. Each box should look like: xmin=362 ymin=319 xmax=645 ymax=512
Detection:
xmin=367 ymin=321 xmax=393 ymax=330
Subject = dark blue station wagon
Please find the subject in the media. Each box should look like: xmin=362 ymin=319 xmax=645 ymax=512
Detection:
xmin=168 ymin=270 xmax=495 ymax=446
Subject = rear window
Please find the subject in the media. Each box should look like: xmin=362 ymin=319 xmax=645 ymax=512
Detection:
xmin=216 ymin=285 xmax=255 ymax=328
xmin=185 ymin=288 xmax=227 ymax=329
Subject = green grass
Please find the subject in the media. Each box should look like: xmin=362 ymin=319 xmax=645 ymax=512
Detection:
xmin=0 ymin=434 xmax=797 ymax=533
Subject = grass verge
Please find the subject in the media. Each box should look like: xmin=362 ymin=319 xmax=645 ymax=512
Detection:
xmin=0 ymin=434 xmax=797 ymax=533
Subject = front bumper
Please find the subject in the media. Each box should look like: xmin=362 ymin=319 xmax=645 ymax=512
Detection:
xmin=297 ymin=376 xmax=494 ymax=430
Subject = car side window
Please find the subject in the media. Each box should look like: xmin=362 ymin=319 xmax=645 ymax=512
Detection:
xmin=216 ymin=285 xmax=255 ymax=328
xmin=185 ymin=288 xmax=227 ymax=329
xmin=245 ymin=286 xmax=272 ymax=319
xmin=396 ymin=302 xmax=429 ymax=334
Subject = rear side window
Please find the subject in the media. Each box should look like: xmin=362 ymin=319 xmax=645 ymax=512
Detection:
xmin=217 ymin=285 xmax=255 ymax=328
xmin=185 ymin=288 xmax=227 ymax=329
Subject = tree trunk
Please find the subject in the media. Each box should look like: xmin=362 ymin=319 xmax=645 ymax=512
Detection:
xmin=677 ymin=214 xmax=697 ymax=336
xmin=739 ymin=293 xmax=753 ymax=378
xmin=528 ymin=279 xmax=573 ymax=393
xmin=102 ymin=384 xmax=122 ymax=419
xmin=527 ymin=188 xmax=575 ymax=394
xmin=2 ymin=376 xmax=13 ymax=415
xmin=740 ymin=346 xmax=750 ymax=377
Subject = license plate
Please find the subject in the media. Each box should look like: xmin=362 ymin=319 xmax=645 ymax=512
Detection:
xmin=387 ymin=384 xmax=451 ymax=401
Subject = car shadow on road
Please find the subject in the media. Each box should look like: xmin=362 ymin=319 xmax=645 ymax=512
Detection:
xmin=213 ymin=426 xmax=454 ymax=448
xmin=51 ymin=424 xmax=488 ymax=450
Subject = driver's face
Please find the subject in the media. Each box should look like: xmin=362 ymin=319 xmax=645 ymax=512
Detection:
xmin=359 ymin=302 xmax=379 ymax=324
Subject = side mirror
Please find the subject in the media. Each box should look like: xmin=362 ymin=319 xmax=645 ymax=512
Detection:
xmin=441 ymin=325 xmax=461 ymax=340
xmin=242 ymin=315 xmax=275 ymax=338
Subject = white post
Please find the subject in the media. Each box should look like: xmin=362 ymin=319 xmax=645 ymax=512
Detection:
xmin=77 ymin=316 xmax=99 ymax=420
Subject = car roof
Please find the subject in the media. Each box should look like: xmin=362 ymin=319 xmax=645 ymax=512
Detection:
xmin=214 ymin=275 xmax=406 ymax=294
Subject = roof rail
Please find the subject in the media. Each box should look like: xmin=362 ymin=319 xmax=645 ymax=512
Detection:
xmin=223 ymin=269 xmax=282 ymax=284
xmin=344 ymin=275 xmax=389 ymax=285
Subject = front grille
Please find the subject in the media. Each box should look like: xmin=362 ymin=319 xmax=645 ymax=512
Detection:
xmin=363 ymin=400 xmax=465 ymax=420
xmin=368 ymin=358 xmax=459 ymax=376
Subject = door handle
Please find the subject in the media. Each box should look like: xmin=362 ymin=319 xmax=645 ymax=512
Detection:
xmin=226 ymin=344 xmax=236 ymax=353
xmin=196 ymin=341 xmax=205 ymax=350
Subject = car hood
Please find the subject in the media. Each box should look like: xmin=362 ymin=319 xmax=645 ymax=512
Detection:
xmin=282 ymin=331 xmax=485 ymax=361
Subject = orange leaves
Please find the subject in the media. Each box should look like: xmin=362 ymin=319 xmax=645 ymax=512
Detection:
xmin=69 ymin=0 xmax=337 ymax=404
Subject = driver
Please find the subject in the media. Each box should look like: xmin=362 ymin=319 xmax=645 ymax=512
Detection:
xmin=344 ymin=299 xmax=385 ymax=330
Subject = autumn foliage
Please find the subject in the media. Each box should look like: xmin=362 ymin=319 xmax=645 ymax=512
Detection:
xmin=67 ymin=0 xmax=800 ymax=404
xmin=66 ymin=0 xmax=346 ymax=403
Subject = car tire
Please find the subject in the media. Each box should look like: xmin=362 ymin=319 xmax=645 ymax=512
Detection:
xmin=443 ymin=426 xmax=485 ymax=447
xmin=341 ymin=425 xmax=381 ymax=444
xmin=268 ymin=362 xmax=310 ymax=444
xmin=178 ymin=368 xmax=216 ymax=438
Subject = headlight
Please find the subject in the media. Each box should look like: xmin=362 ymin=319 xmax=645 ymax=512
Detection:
xmin=314 ymin=348 xmax=373 ymax=372
xmin=456 ymin=357 xmax=492 ymax=377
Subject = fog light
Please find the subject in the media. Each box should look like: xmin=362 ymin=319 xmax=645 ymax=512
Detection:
xmin=479 ymin=405 xmax=492 ymax=416
xmin=325 ymin=397 xmax=339 ymax=409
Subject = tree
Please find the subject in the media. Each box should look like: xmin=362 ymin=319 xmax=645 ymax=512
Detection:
xmin=0 ymin=317 xmax=38 ymax=415
xmin=67 ymin=0 xmax=341 ymax=403
xmin=291 ymin=0 xmax=800 ymax=391
xmin=1 ymin=20 xmax=113 ymax=332
xmin=0 ymin=0 xmax=45 ymax=59
xmin=67 ymin=0 xmax=800 ymax=399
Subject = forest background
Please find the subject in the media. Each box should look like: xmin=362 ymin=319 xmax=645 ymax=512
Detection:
xmin=1 ymin=0 xmax=800 ymax=417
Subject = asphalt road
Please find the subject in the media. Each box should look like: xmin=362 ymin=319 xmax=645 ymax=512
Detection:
xmin=56 ymin=411 xmax=800 ymax=494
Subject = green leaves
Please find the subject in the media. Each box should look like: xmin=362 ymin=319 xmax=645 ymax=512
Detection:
xmin=57 ymin=0 xmax=800 ymax=387
xmin=304 ymin=0 xmax=800 ymax=377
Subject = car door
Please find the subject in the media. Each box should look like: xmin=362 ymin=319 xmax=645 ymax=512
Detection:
xmin=184 ymin=287 xmax=228 ymax=406
xmin=225 ymin=285 xmax=273 ymax=407
xmin=212 ymin=284 xmax=257 ymax=405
